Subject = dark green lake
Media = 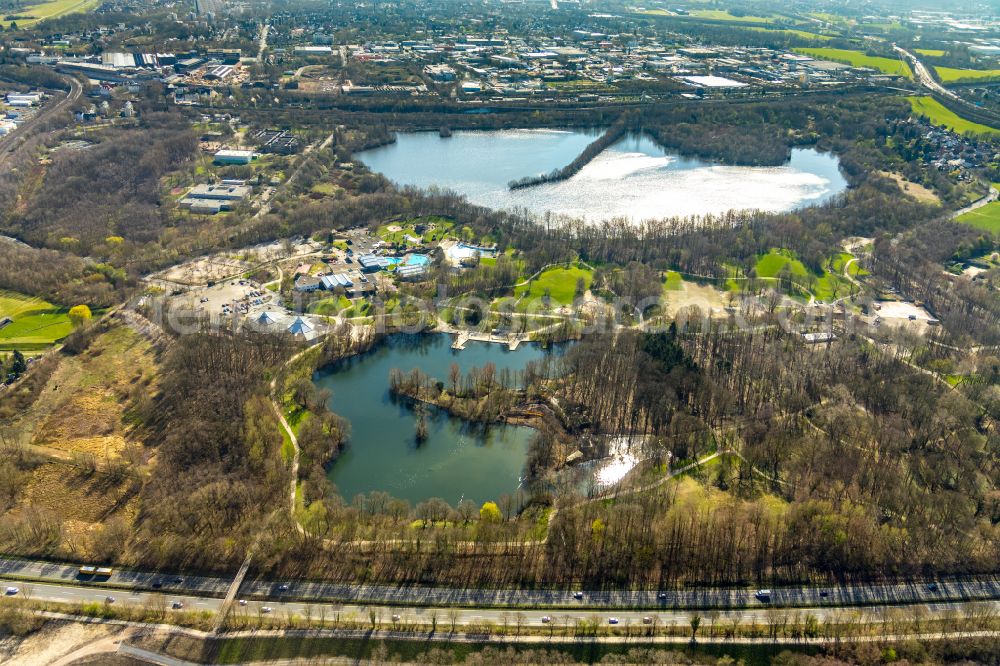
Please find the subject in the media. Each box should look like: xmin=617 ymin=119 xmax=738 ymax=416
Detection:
xmin=317 ymin=334 xmax=559 ymax=505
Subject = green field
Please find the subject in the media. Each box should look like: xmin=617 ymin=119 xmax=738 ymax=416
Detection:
xmin=957 ymin=184 xmax=1000 ymax=234
xmin=663 ymin=271 xmax=684 ymax=291
xmin=2 ymin=0 xmax=100 ymax=28
xmin=794 ymin=48 xmax=912 ymax=78
xmin=907 ymin=96 xmax=1000 ymax=136
xmin=689 ymin=9 xmax=774 ymax=23
xmin=933 ymin=66 xmax=1000 ymax=84
xmin=747 ymin=27 xmax=833 ymax=41
xmin=514 ymin=264 xmax=592 ymax=306
xmin=0 ymin=291 xmax=73 ymax=350
xmin=753 ymin=250 xmax=854 ymax=302
xmin=915 ymin=48 xmax=946 ymax=57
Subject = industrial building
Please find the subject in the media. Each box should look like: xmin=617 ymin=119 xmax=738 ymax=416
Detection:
xmin=213 ymin=148 xmax=255 ymax=165
xmin=252 ymin=129 xmax=300 ymax=154
xmin=180 ymin=182 xmax=252 ymax=214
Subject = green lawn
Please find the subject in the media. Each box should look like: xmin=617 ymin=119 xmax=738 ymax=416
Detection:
xmin=933 ymin=66 xmax=1000 ymax=84
xmin=907 ymin=96 xmax=1000 ymax=136
xmin=514 ymin=264 xmax=592 ymax=306
xmin=2 ymin=0 xmax=100 ymax=28
xmin=377 ymin=216 xmax=454 ymax=245
xmin=663 ymin=271 xmax=684 ymax=291
xmin=307 ymin=296 xmax=352 ymax=315
xmin=794 ymin=48 xmax=912 ymax=78
xmin=915 ymin=48 xmax=946 ymax=57
xmin=0 ymin=290 xmax=73 ymax=350
xmin=755 ymin=250 xmax=809 ymax=279
xmin=957 ymin=185 xmax=1000 ymax=234
xmin=753 ymin=250 xmax=854 ymax=302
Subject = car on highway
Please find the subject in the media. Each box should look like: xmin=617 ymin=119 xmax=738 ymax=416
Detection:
xmin=657 ymin=592 xmax=667 ymax=600
xmin=608 ymin=617 xmax=620 ymax=625
xmin=391 ymin=614 xmax=401 ymax=622
xmin=172 ymin=601 xmax=184 ymax=609
xmin=755 ymin=589 xmax=772 ymax=602
xmin=4 ymin=587 xmax=18 ymax=595
xmin=642 ymin=616 xmax=653 ymax=624
xmin=278 ymin=584 xmax=289 ymax=591
xmin=261 ymin=606 xmax=273 ymax=613
xmin=238 ymin=600 xmax=247 ymax=606
xmin=540 ymin=616 xmax=551 ymax=624
xmin=573 ymin=591 xmax=584 ymax=600
xmin=105 ymin=596 xmax=115 ymax=604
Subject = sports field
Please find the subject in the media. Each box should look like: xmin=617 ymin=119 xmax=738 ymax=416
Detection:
xmin=794 ymin=48 xmax=912 ymax=78
xmin=0 ymin=291 xmax=73 ymax=351
xmin=907 ymin=96 xmax=1000 ymax=136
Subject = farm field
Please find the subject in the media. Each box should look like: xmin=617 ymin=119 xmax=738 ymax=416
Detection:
xmin=1 ymin=0 xmax=100 ymax=28
xmin=794 ymin=48 xmax=912 ymax=78
xmin=514 ymin=264 xmax=593 ymax=306
xmin=907 ymin=96 xmax=1000 ymax=136
xmin=0 ymin=290 xmax=73 ymax=351
xmin=933 ymin=66 xmax=1000 ymax=84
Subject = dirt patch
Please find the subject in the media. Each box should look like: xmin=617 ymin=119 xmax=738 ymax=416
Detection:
xmin=878 ymin=171 xmax=940 ymax=205
xmin=9 ymin=326 xmax=155 ymax=461
xmin=663 ymin=281 xmax=730 ymax=318
xmin=18 ymin=464 xmax=139 ymax=526
xmin=0 ymin=620 xmax=123 ymax=666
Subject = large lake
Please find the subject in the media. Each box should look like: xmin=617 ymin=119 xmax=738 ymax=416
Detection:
xmin=317 ymin=334 xmax=560 ymax=505
xmin=357 ymin=129 xmax=848 ymax=221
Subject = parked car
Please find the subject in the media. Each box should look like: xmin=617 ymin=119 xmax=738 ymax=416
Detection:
xmin=755 ymin=589 xmax=772 ymax=602
xmin=573 ymin=591 xmax=584 ymax=600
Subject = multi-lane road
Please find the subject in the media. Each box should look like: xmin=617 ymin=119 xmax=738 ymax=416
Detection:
xmin=4 ymin=556 xmax=1000 ymax=615
xmin=5 ymin=577 xmax=1000 ymax=631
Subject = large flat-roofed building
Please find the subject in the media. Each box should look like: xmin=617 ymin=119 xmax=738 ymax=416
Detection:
xmin=180 ymin=183 xmax=251 ymax=214
xmin=357 ymin=254 xmax=392 ymax=272
xmin=213 ymin=148 xmax=254 ymax=165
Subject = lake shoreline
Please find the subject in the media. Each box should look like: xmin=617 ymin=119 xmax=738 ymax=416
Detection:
xmin=357 ymin=129 xmax=849 ymax=222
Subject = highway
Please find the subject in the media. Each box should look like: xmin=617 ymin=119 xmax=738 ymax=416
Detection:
xmin=4 ymin=556 xmax=1000 ymax=613
xmin=4 ymin=577 xmax=1000 ymax=631
xmin=894 ymin=45 xmax=959 ymax=102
